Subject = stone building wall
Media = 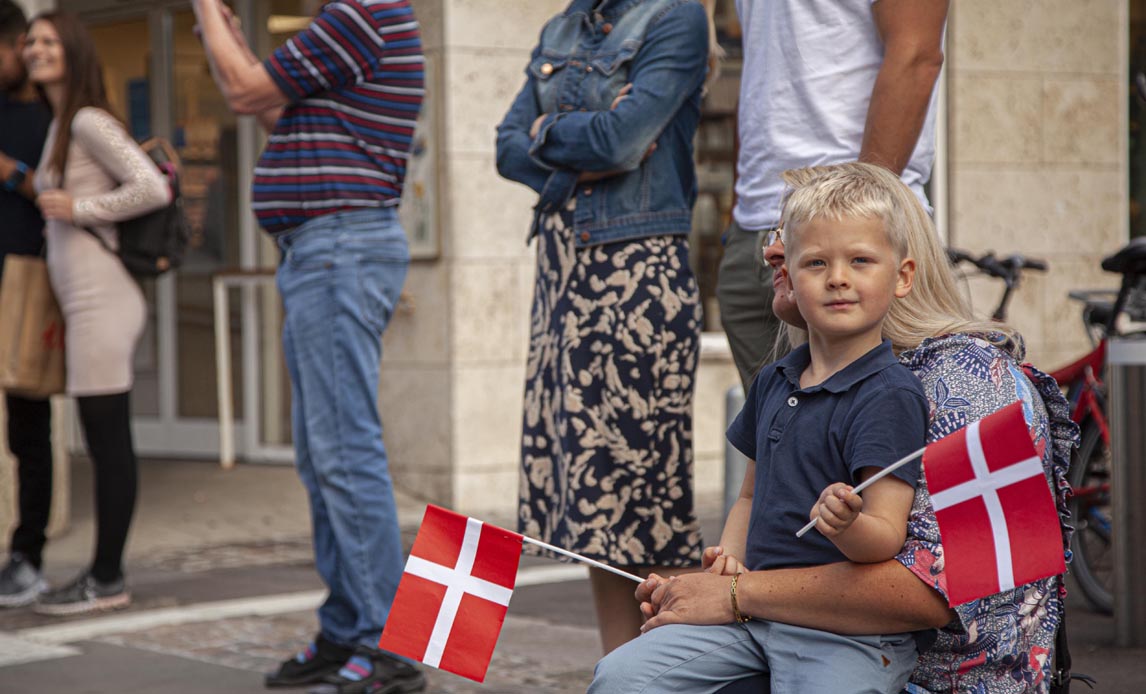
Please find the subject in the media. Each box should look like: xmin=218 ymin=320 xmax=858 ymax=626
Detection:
xmin=947 ymin=0 xmax=1129 ymax=370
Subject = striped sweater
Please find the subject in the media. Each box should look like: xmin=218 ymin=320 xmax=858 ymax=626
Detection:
xmin=257 ymin=0 xmax=424 ymax=234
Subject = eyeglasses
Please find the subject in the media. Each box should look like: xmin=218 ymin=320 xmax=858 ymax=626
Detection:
xmin=764 ymin=228 xmax=784 ymax=248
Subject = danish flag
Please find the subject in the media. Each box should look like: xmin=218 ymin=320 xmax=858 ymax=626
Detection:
xmin=923 ymin=401 xmax=1065 ymax=606
xmin=378 ymin=505 xmax=523 ymax=682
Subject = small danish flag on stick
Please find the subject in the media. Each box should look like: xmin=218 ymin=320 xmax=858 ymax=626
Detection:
xmin=924 ymin=401 xmax=1065 ymax=605
xmin=379 ymin=504 xmax=640 ymax=682
xmin=378 ymin=505 xmax=522 ymax=682
xmin=796 ymin=401 xmax=1064 ymax=606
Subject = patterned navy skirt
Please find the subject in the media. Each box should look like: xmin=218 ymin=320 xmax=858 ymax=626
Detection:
xmin=519 ymin=203 xmax=703 ymax=568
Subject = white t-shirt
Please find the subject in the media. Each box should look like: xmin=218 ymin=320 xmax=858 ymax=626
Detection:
xmin=733 ymin=0 xmax=940 ymax=231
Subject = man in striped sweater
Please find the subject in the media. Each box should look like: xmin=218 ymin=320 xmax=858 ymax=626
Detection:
xmin=192 ymin=1 xmax=425 ymax=691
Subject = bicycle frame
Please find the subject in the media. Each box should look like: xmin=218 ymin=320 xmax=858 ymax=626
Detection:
xmin=1048 ymin=339 xmax=1110 ymax=446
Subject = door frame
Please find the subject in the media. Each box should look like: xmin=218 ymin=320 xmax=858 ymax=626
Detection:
xmin=64 ymin=0 xmax=277 ymax=461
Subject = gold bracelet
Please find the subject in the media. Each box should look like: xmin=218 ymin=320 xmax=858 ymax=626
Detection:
xmin=730 ymin=573 xmax=751 ymax=624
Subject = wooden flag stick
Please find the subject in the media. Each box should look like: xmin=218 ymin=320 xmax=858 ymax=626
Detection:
xmin=795 ymin=445 xmax=927 ymax=539
xmin=522 ymin=536 xmax=644 ymax=583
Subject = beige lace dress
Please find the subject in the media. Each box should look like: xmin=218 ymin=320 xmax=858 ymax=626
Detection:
xmin=35 ymin=107 xmax=169 ymax=395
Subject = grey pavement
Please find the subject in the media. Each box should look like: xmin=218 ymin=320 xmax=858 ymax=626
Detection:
xmin=0 ymin=457 xmax=1143 ymax=693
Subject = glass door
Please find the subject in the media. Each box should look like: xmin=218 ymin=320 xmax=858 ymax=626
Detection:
xmin=79 ymin=5 xmax=256 ymax=458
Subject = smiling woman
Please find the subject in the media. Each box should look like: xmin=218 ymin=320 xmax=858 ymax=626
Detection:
xmin=21 ymin=11 xmax=170 ymax=617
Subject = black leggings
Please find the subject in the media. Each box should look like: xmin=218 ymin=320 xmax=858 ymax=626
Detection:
xmin=76 ymin=392 xmax=137 ymax=583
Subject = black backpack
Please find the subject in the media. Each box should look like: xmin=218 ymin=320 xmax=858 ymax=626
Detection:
xmin=83 ymin=137 xmax=190 ymax=277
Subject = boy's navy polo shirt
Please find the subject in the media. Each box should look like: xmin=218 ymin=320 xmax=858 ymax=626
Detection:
xmin=727 ymin=340 xmax=928 ymax=571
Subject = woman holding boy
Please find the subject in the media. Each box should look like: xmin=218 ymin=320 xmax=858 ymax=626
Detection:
xmin=591 ymin=163 xmax=1075 ymax=694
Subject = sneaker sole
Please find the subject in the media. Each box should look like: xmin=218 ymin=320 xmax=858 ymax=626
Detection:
xmin=34 ymin=592 xmax=131 ymax=616
xmin=265 ymin=661 xmax=346 ymax=688
xmin=327 ymin=672 xmax=426 ymax=694
xmin=374 ymin=674 xmax=427 ymax=694
xmin=0 ymin=579 xmax=48 ymax=608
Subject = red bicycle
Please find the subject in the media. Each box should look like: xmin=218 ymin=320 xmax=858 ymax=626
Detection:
xmin=949 ymin=241 xmax=1146 ymax=614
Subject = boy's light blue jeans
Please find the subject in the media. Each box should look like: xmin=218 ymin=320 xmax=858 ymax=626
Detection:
xmin=276 ymin=208 xmax=409 ymax=648
xmin=589 ymin=620 xmax=917 ymax=694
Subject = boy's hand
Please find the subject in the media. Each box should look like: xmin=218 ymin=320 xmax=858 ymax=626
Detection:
xmin=701 ymin=545 xmax=722 ymax=570
xmin=701 ymin=545 xmax=744 ymax=576
xmin=810 ymin=482 xmax=863 ymax=537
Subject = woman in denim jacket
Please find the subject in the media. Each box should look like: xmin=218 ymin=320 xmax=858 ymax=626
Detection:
xmin=496 ymin=0 xmax=713 ymax=654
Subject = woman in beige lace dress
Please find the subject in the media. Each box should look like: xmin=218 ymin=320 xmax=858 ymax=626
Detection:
xmin=23 ymin=12 xmax=169 ymax=615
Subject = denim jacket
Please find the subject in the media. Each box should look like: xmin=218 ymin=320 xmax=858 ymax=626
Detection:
xmin=496 ymin=0 xmax=708 ymax=248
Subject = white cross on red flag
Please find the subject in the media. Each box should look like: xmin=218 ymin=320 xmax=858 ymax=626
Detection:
xmin=923 ymin=401 xmax=1065 ymax=606
xmin=378 ymin=504 xmax=523 ymax=682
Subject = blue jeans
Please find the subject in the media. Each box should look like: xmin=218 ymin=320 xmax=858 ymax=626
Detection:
xmin=590 ymin=621 xmax=917 ymax=694
xmin=276 ymin=208 xmax=409 ymax=648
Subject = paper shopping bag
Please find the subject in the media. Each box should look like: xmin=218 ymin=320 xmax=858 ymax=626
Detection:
xmin=0 ymin=255 xmax=66 ymax=398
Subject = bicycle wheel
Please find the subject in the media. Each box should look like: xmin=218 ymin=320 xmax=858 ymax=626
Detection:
xmin=1068 ymin=420 xmax=1114 ymax=614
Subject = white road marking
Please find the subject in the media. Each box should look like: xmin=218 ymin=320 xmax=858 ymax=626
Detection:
xmin=0 ymin=632 xmax=80 ymax=666
xmin=16 ymin=590 xmax=326 ymax=645
xmin=11 ymin=563 xmax=588 ymax=646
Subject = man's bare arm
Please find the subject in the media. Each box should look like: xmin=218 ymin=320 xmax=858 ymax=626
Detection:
xmin=191 ymin=0 xmax=288 ymax=123
xmin=860 ymin=0 xmax=949 ymax=174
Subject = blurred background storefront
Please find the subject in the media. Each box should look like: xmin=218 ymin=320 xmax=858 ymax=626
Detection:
xmin=0 ymin=0 xmax=1139 ymax=533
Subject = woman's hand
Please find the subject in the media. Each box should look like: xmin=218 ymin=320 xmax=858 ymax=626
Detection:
xmin=611 ymin=83 xmax=633 ymax=110
xmin=529 ymin=114 xmax=547 ymax=139
xmin=636 ymin=573 xmax=670 ymax=623
xmin=37 ymin=190 xmax=74 ymax=224
xmin=810 ymin=482 xmax=863 ymax=537
xmin=542 ymin=82 xmax=654 ymax=181
xmin=531 ymin=83 xmax=634 ymax=139
xmin=639 ymin=572 xmax=737 ymax=632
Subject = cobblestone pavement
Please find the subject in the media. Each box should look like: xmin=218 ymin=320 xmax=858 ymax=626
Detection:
xmin=2 ymin=459 xmax=1144 ymax=693
xmin=98 ymin=610 xmax=598 ymax=693
xmin=137 ymin=538 xmax=316 ymax=574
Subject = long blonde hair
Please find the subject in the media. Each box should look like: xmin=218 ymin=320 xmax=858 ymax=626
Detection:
xmin=779 ymin=162 xmax=1019 ymax=354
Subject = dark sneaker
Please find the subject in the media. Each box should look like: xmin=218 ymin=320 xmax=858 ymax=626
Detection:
xmin=0 ymin=553 xmax=48 ymax=608
xmin=266 ymin=633 xmax=354 ymax=688
xmin=34 ymin=572 xmax=130 ymax=616
xmin=311 ymin=646 xmax=425 ymax=694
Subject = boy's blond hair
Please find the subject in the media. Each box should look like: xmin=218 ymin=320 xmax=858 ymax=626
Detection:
xmin=779 ymin=162 xmax=1018 ymax=354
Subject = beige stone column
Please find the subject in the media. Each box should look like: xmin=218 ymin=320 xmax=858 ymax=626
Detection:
xmin=948 ymin=0 xmax=1129 ymax=368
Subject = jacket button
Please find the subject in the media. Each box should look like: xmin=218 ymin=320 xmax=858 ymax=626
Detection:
xmin=561 ymin=104 xmax=574 ymax=111
xmin=580 ymin=231 xmax=591 ymax=242
xmin=586 ymin=65 xmax=593 ymax=73
xmin=583 ymin=187 xmax=592 ymax=196
xmin=602 ymin=23 xmax=613 ymax=34
xmin=540 ymin=63 xmax=553 ymax=76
